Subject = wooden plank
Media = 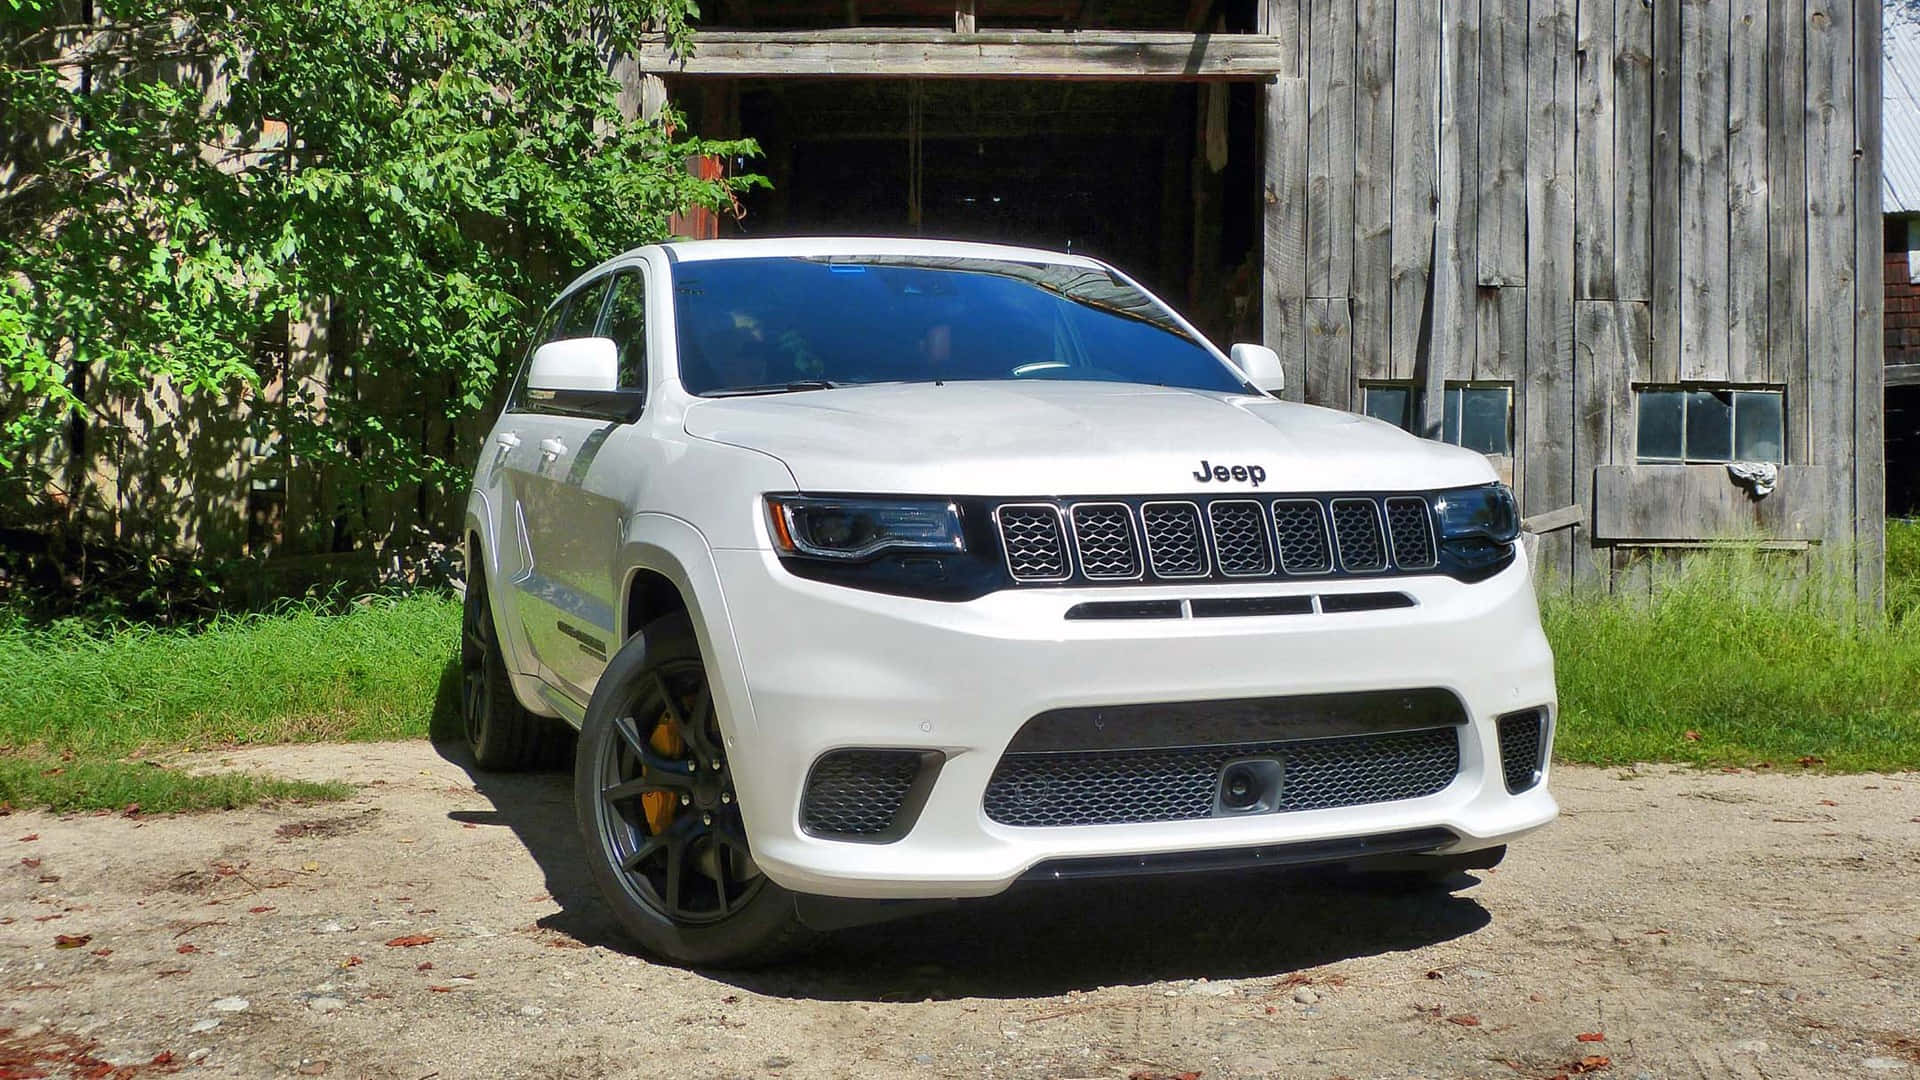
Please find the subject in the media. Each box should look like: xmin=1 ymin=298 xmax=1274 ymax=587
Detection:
xmin=635 ymin=30 xmax=1296 ymax=78
xmin=1573 ymin=300 xmax=1646 ymax=581
xmin=1304 ymin=297 xmax=1355 ymax=409
xmin=1854 ymin=0 xmax=1885 ymax=610
xmin=1591 ymin=464 xmax=1832 ymax=540
xmin=1647 ymin=0 xmax=1683 ymax=381
xmin=1263 ymin=76 xmax=1311 ymax=401
xmin=1524 ymin=0 xmax=1579 ymax=583
xmin=1804 ymin=0 xmax=1853 ymax=591
xmin=1677 ymin=0 xmax=1730 ymax=381
xmin=1610 ymin=544 xmax=1653 ymax=597
xmin=1305 ymin=0 xmax=1356 ymax=298
xmin=1351 ymin=0 xmax=1396 ymax=379
xmin=1474 ymin=284 xmax=1527 ymax=381
xmin=1390 ymin=0 xmax=1440 ymax=384
xmin=1612 ymin=0 xmax=1653 ymax=300
xmin=1264 ymin=0 xmax=1307 ymax=78
xmin=1608 ymin=300 xmax=1651 ymax=463
xmin=1727 ymin=0 xmax=1770 ymax=384
xmin=1523 ymin=503 xmax=1587 ymax=533
xmin=1477 ymin=0 xmax=1529 ymax=285
xmin=1573 ymin=0 xmax=1617 ymax=299
xmin=955 ymin=0 xmax=976 ymax=33
xmin=1888 ymin=363 xmax=1920 ymax=388
xmin=1436 ymin=0 xmax=1483 ymax=390
xmin=1768 ymin=0 xmax=1808 ymax=458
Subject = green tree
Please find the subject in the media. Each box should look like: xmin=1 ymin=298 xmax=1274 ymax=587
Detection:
xmin=1 ymin=0 xmax=756 ymax=519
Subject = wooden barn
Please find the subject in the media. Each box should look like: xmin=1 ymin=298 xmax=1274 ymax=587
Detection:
xmin=636 ymin=0 xmax=1890 ymax=603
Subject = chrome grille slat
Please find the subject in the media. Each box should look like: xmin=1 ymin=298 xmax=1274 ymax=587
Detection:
xmin=1271 ymin=499 xmax=1334 ymax=574
xmin=1139 ymin=501 xmax=1210 ymax=578
xmin=1384 ymin=496 xmax=1437 ymax=570
xmin=1329 ymin=498 xmax=1387 ymax=573
xmin=1068 ymin=503 xmax=1142 ymax=580
xmin=1206 ymin=499 xmax=1275 ymax=576
xmin=995 ymin=504 xmax=1070 ymax=581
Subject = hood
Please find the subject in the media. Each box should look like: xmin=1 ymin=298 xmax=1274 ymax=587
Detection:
xmin=682 ymin=381 xmax=1497 ymax=496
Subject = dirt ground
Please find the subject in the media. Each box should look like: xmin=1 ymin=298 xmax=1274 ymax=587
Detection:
xmin=1 ymin=742 xmax=1915 ymax=1080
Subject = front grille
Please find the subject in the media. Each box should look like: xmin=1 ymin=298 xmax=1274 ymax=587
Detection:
xmin=1496 ymin=710 xmax=1547 ymax=793
xmin=984 ymin=727 xmax=1460 ymax=828
xmin=801 ymin=750 xmax=930 ymax=839
xmin=1070 ymin=503 xmax=1141 ymax=579
xmin=1330 ymin=498 xmax=1387 ymax=572
xmin=1207 ymin=500 xmax=1275 ymax=576
xmin=1272 ymin=500 xmax=1334 ymax=574
xmin=996 ymin=504 xmax=1070 ymax=581
xmin=990 ymin=493 xmax=1450 ymax=587
xmin=1140 ymin=502 xmax=1210 ymax=578
xmin=1385 ymin=496 xmax=1438 ymax=570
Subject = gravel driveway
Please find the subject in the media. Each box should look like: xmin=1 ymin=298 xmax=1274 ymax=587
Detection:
xmin=2 ymin=741 xmax=1915 ymax=1079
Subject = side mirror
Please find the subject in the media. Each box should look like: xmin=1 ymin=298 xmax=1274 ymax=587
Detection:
xmin=1229 ymin=343 xmax=1286 ymax=394
xmin=529 ymin=337 xmax=618 ymax=392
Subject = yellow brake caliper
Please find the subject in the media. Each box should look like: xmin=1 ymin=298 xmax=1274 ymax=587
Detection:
xmin=640 ymin=707 xmax=685 ymax=835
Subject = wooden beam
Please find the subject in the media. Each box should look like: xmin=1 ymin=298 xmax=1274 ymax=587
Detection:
xmin=634 ymin=30 xmax=1293 ymax=79
xmin=1888 ymin=363 xmax=1920 ymax=388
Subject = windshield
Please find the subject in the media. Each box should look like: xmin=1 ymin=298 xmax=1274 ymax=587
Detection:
xmin=669 ymin=256 xmax=1247 ymax=396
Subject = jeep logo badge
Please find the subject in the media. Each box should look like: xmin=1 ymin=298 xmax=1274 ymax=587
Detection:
xmin=1192 ymin=459 xmax=1268 ymax=487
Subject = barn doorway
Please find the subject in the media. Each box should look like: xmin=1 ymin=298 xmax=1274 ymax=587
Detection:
xmin=682 ymin=79 xmax=1264 ymax=345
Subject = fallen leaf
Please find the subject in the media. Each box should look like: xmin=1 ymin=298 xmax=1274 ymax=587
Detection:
xmin=32 ymin=913 xmax=63 ymax=922
xmin=1425 ymin=969 xmax=1445 ymax=980
xmin=1818 ymin=799 xmax=1839 ymax=807
xmin=416 ymin=961 xmax=434 ymax=971
xmin=176 ymin=943 xmax=198 ymax=954
xmin=385 ymin=934 xmax=435 ymax=947
xmin=1576 ymin=1032 xmax=1605 ymax=1042
xmin=343 ymin=955 xmax=364 ymax=967
xmin=156 ymin=968 xmax=190 ymax=977
xmin=1572 ymin=1055 xmax=1611 ymax=1073
xmin=1796 ymin=756 xmax=1825 ymax=767
xmin=20 ymin=857 xmax=40 ymax=868
xmin=1264 ymin=1004 xmax=1278 ymax=1014
xmin=18 ymin=833 xmax=38 ymax=841
xmin=248 ymin=906 xmax=274 ymax=914
xmin=1446 ymin=1014 xmax=1482 ymax=1027
xmin=36 ymin=874 xmax=58 ymax=883
xmin=91 ymin=947 xmax=112 ymax=957
xmin=301 ymin=861 xmax=319 ymax=872
xmin=1683 ymin=730 xmax=1701 ymax=742
xmin=151 ymin=1051 xmax=176 ymax=1066
xmin=428 ymin=985 xmax=453 ymax=993
xmin=1644 ymin=928 xmax=1670 ymax=935
xmin=54 ymin=933 xmax=92 ymax=948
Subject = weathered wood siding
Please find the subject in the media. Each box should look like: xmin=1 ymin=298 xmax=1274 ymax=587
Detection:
xmin=1266 ymin=0 xmax=1885 ymax=601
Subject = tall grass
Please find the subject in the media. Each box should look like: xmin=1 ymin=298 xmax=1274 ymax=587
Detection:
xmin=0 ymin=592 xmax=459 ymax=756
xmin=1541 ymin=522 xmax=1920 ymax=772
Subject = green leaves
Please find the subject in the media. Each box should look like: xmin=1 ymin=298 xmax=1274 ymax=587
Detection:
xmin=2 ymin=0 xmax=759 ymax=506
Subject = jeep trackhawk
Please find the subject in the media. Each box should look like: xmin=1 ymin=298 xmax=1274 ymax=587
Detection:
xmin=461 ymin=237 xmax=1558 ymax=966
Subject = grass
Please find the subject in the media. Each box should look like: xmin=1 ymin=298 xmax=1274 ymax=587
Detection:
xmin=1541 ymin=520 xmax=1920 ymax=773
xmin=0 ymin=592 xmax=459 ymax=811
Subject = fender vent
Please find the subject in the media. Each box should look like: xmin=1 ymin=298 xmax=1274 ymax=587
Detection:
xmin=801 ymin=749 xmax=940 ymax=841
xmin=1496 ymin=709 xmax=1549 ymax=793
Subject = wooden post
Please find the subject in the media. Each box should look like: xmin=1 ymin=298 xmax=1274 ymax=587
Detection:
xmin=956 ymin=0 xmax=977 ymax=34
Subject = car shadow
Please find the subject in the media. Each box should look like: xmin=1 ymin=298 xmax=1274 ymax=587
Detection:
xmin=428 ymin=674 xmax=1493 ymax=1002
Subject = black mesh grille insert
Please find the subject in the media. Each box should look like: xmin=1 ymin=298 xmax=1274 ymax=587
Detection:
xmin=801 ymin=750 xmax=925 ymax=838
xmin=997 ymin=505 xmax=1069 ymax=581
xmin=1385 ymin=496 xmax=1437 ymax=569
xmin=1140 ymin=502 xmax=1209 ymax=578
xmin=1207 ymin=500 xmax=1275 ymax=576
xmin=1496 ymin=710 xmax=1547 ymax=793
xmin=1330 ymin=498 xmax=1387 ymax=572
xmin=984 ymin=727 xmax=1460 ymax=828
xmin=1271 ymin=500 xmax=1334 ymax=574
xmin=1070 ymin=503 xmax=1141 ymax=579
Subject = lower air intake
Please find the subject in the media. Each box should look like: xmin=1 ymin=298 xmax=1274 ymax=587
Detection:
xmin=984 ymin=727 xmax=1459 ymax=828
xmin=801 ymin=749 xmax=936 ymax=840
xmin=1496 ymin=709 xmax=1548 ymax=793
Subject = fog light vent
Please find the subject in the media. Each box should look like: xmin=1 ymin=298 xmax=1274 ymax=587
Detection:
xmin=800 ymin=749 xmax=938 ymax=841
xmin=1496 ymin=709 xmax=1549 ymax=793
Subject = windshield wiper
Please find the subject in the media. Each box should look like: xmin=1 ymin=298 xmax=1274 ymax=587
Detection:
xmin=702 ymin=380 xmax=842 ymax=398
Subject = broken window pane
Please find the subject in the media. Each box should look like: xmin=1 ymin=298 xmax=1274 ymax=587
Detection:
xmin=1457 ymin=387 xmax=1513 ymax=455
xmin=1685 ymin=390 xmax=1734 ymax=462
xmin=1733 ymin=391 xmax=1784 ymax=462
xmin=1636 ymin=390 xmax=1685 ymax=461
xmin=1364 ymin=385 xmax=1412 ymax=430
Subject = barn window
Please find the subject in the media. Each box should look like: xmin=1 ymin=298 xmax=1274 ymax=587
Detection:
xmin=1362 ymin=382 xmax=1513 ymax=456
xmin=1635 ymin=388 xmax=1784 ymax=463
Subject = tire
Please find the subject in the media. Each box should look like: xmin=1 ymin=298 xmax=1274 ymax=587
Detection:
xmin=460 ymin=570 xmax=568 ymax=771
xmin=574 ymin=613 xmax=813 ymax=967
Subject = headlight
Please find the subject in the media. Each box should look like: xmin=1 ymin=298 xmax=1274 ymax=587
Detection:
xmin=1432 ymin=483 xmax=1520 ymax=579
xmin=766 ymin=495 xmax=966 ymax=561
xmin=1433 ymin=483 xmax=1520 ymax=544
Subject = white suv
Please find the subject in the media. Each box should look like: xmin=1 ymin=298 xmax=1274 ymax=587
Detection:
xmin=461 ymin=237 xmax=1558 ymax=966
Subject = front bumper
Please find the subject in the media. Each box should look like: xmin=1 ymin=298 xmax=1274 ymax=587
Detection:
xmin=706 ymin=545 xmax=1558 ymax=900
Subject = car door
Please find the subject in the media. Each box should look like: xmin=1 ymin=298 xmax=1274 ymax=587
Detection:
xmin=485 ymin=301 xmax=567 ymax=685
xmin=509 ymin=274 xmax=618 ymax=689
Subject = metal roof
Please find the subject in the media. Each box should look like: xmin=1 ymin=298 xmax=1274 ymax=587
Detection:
xmin=1885 ymin=13 xmax=1920 ymax=214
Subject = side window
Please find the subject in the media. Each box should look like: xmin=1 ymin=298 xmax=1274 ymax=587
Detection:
xmin=506 ymin=301 xmax=567 ymax=413
xmin=554 ymin=277 xmax=611 ymax=341
xmin=599 ymin=270 xmax=648 ymax=392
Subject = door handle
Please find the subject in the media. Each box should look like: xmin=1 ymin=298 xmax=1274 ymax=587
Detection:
xmin=539 ymin=437 xmax=568 ymax=459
